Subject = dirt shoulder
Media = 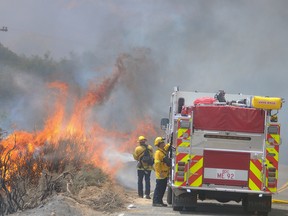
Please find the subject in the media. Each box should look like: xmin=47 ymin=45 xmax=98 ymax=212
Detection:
xmin=10 ymin=187 xmax=136 ymax=216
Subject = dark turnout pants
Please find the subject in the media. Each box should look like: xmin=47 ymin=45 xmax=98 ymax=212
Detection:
xmin=137 ymin=169 xmax=151 ymax=197
xmin=153 ymin=178 xmax=168 ymax=204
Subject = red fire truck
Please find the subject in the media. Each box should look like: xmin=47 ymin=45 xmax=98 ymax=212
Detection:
xmin=161 ymin=88 xmax=284 ymax=215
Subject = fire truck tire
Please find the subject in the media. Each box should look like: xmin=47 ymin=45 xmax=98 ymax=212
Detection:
xmin=173 ymin=206 xmax=183 ymax=211
xmin=251 ymin=211 xmax=268 ymax=216
xmin=242 ymin=195 xmax=271 ymax=215
xmin=172 ymin=191 xmax=183 ymax=211
xmin=257 ymin=212 xmax=268 ymax=216
xmin=184 ymin=206 xmax=197 ymax=211
xmin=167 ymin=186 xmax=172 ymax=205
xmin=242 ymin=197 xmax=248 ymax=212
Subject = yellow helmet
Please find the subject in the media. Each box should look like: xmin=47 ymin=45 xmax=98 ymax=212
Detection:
xmin=138 ymin=135 xmax=147 ymax=142
xmin=154 ymin=137 xmax=165 ymax=146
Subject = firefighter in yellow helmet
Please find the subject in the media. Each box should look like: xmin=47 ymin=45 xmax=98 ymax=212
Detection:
xmin=133 ymin=135 xmax=154 ymax=199
xmin=152 ymin=136 xmax=171 ymax=207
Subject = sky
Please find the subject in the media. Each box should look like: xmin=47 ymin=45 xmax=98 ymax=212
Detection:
xmin=0 ymin=0 xmax=288 ymax=163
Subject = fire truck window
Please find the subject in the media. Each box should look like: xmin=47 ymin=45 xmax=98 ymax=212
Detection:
xmin=160 ymin=118 xmax=169 ymax=130
xmin=178 ymin=98 xmax=185 ymax=113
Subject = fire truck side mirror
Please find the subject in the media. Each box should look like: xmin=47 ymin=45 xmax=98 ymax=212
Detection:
xmin=160 ymin=118 xmax=169 ymax=130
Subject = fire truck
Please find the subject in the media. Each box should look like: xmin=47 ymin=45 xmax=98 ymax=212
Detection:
xmin=161 ymin=88 xmax=284 ymax=215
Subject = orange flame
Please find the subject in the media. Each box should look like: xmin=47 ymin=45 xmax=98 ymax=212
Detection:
xmin=0 ymin=63 xmax=158 ymax=181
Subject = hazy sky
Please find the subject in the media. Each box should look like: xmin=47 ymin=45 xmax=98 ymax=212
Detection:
xmin=1 ymin=0 xmax=288 ymax=163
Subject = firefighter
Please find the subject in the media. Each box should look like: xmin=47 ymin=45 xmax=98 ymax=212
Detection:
xmin=152 ymin=137 xmax=170 ymax=207
xmin=133 ymin=135 xmax=154 ymax=199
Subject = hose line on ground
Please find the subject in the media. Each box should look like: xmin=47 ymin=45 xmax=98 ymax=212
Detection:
xmin=272 ymin=199 xmax=288 ymax=204
xmin=271 ymin=182 xmax=288 ymax=203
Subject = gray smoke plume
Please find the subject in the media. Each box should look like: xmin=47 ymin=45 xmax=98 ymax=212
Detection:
xmin=0 ymin=0 xmax=288 ymax=163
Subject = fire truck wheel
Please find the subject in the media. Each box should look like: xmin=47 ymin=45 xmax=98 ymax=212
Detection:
xmin=184 ymin=206 xmax=196 ymax=211
xmin=171 ymin=190 xmax=183 ymax=211
xmin=172 ymin=206 xmax=183 ymax=211
xmin=242 ymin=197 xmax=248 ymax=212
xmin=167 ymin=186 xmax=172 ymax=205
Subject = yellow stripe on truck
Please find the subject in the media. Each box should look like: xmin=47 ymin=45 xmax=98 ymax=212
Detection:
xmin=189 ymin=156 xmax=203 ymax=187
xmin=174 ymin=154 xmax=189 ymax=187
xmin=271 ymin=134 xmax=280 ymax=145
xmin=249 ymin=159 xmax=262 ymax=191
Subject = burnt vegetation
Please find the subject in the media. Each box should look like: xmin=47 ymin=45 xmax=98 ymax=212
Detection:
xmin=0 ymin=44 xmax=130 ymax=215
xmin=0 ymin=133 xmax=126 ymax=215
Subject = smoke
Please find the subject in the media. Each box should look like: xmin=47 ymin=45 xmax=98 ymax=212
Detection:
xmin=1 ymin=0 xmax=288 ymax=163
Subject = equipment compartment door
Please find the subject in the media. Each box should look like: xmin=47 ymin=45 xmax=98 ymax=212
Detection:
xmin=203 ymin=150 xmax=250 ymax=187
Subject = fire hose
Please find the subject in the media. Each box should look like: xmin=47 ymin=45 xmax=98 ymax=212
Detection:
xmin=272 ymin=199 xmax=288 ymax=204
xmin=272 ymin=181 xmax=288 ymax=204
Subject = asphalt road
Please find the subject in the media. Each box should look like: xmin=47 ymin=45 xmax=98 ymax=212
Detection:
xmin=116 ymin=162 xmax=288 ymax=216
xmin=118 ymin=198 xmax=288 ymax=216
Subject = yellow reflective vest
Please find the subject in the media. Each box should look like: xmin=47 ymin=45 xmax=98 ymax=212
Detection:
xmin=154 ymin=144 xmax=170 ymax=179
xmin=133 ymin=144 xmax=154 ymax=170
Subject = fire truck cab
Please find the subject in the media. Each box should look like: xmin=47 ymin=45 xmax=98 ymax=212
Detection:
xmin=161 ymin=88 xmax=284 ymax=216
